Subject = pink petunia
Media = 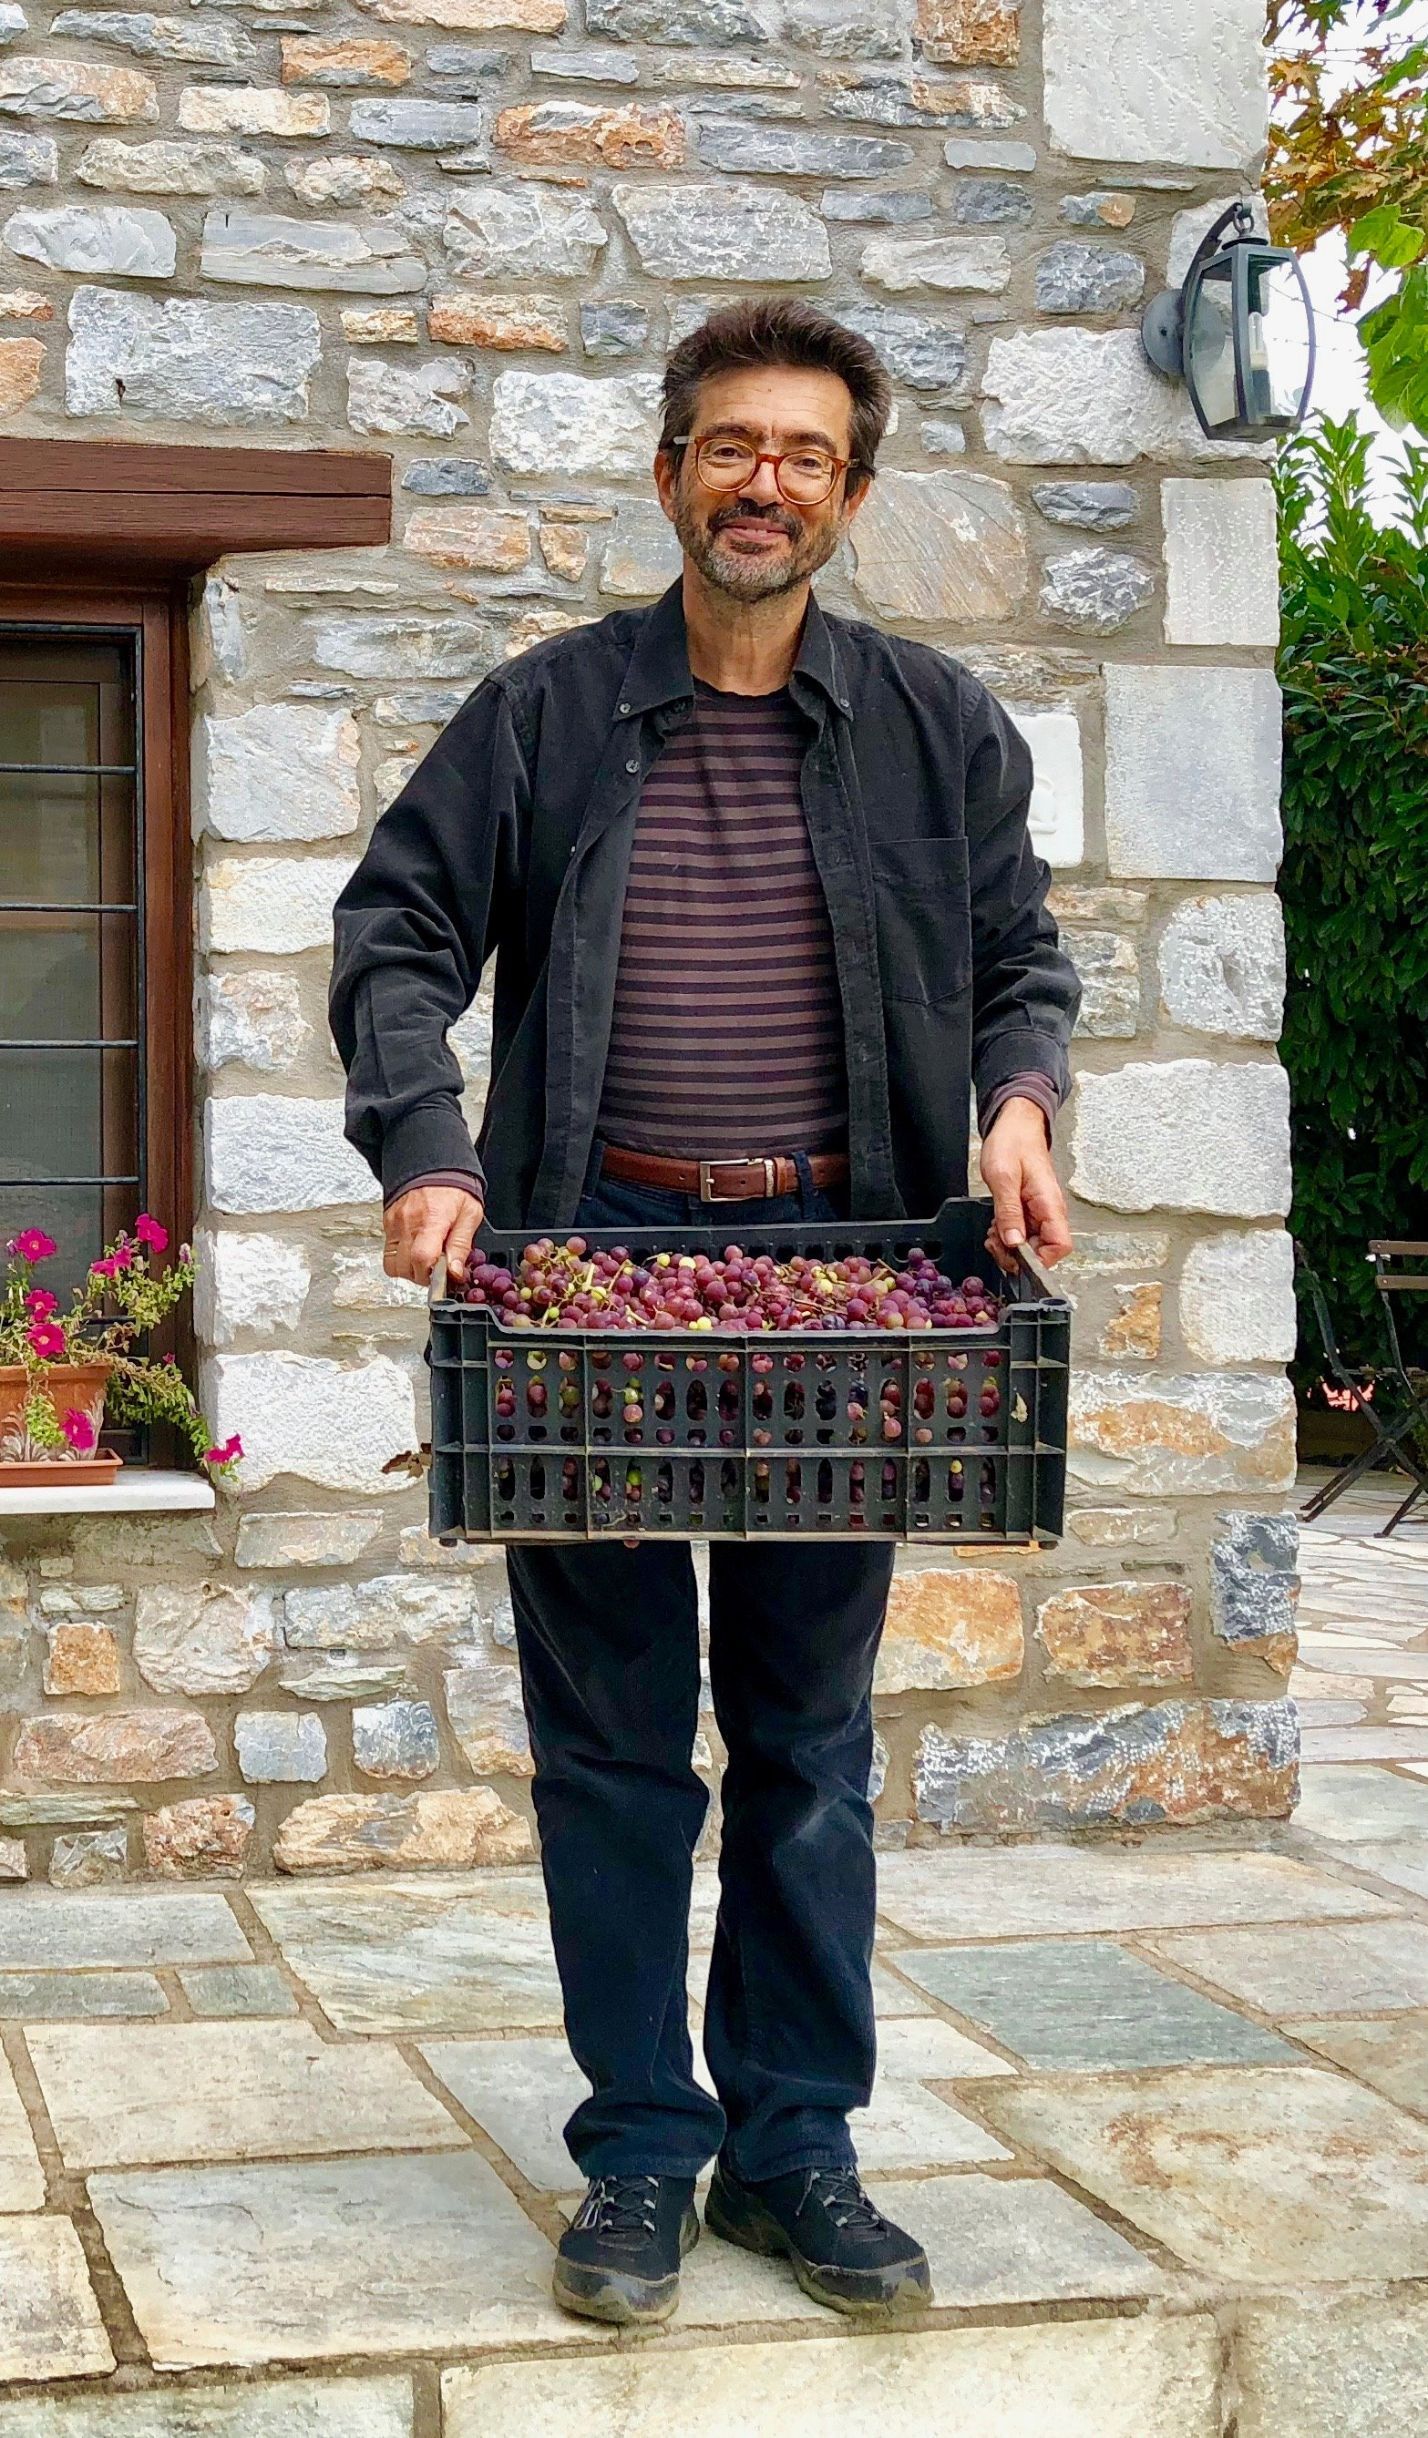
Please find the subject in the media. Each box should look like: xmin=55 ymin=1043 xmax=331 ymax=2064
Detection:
xmin=135 ymin=1213 xmax=168 ymax=1253
xmin=9 ymin=1229 xmax=57 ymax=1263
xmin=60 ymin=1408 xmax=96 ymax=1453
xmin=24 ymin=1288 xmax=58 ymax=1320
xmin=26 ymin=1321 xmax=66 ymax=1361
xmin=202 ymin=1434 xmax=244 ymax=1467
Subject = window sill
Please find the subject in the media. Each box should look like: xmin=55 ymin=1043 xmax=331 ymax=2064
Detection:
xmin=0 ymin=1468 xmax=216 ymax=1518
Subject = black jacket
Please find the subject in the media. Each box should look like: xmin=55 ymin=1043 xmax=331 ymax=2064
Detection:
xmin=329 ymin=577 xmax=1080 ymax=1228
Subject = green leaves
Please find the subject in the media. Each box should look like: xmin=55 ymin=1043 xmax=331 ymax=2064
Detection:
xmin=1349 ymin=200 xmax=1426 ymax=266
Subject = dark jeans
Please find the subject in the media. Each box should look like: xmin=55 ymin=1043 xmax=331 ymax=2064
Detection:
xmin=506 ymin=1149 xmax=895 ymax=2183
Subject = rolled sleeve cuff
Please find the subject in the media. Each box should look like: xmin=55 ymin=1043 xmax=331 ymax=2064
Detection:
xmin=978 ymin=1071 xmax=1060 ymax=1148
xmin=378 ymin=1097 xmax=484 ymax=1205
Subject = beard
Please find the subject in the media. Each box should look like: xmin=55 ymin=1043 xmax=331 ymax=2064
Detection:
xmin=670 ymin=482 xmax=845 ymax=603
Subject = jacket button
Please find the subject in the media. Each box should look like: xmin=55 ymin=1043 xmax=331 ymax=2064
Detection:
xmin=618 ymin=700 xmax=632 ymax=715
xmin=625 ymin=757 xmax=639 ymax=773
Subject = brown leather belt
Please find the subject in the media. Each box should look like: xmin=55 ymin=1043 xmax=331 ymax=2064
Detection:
xmin=600 ymin=1145 xmax=851 ymax=1205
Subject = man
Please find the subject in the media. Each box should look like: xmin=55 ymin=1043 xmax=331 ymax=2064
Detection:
xmin=330 ymin=298 xmax=1080 ymax=2329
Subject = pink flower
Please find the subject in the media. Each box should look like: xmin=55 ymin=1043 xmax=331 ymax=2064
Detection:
xmin=60 ymin=1408 xmax=95 ymax=1453
xmin=90 ymin=1257 xmax=117 ymax=1279
xmin=24 ymin=1288 xmax=57 ymax=1320
xmin=26 ymin=1321 xmax=66 ymax=1361
xmin=8 ymin=1229 xmax=56 ymax=1263
xmin=135 ymin=1213 xmax=168 ymax=1253
xmin=90 ymin=1242 xmax=133 ymax=1280
xmin=202 ymin=1434 xmax=244 ymax=1467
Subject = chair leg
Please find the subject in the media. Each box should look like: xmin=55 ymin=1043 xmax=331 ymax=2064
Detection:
xmin=1380 ymin=1480 xmax=1428 ymax=1538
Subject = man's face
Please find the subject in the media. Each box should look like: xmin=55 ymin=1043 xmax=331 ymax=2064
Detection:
xmin=655 ymin=364 xmax=870 ymax=604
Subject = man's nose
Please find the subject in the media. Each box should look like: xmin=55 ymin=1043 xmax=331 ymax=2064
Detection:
xmin=738 ymin=459 xmax=785 ymax=507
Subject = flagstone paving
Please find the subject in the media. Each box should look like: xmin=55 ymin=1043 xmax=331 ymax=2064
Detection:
xmin=0 ymin=1477 xmax=1426 ymax=2425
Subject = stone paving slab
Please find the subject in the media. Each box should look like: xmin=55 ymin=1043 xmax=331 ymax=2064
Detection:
xmin=873 ymin=1846 xmax=1392 ymax=1942
xmin=1284 ymin=2011 xmax=1428 ymax=2116
xmin=848 ymin=2076 xmax=1013 ymax=2171
xmin=89 ymin=2152 xmax=563 ymax=2370
xmin=1334 ymin=1839 xmax=1428 ymax=1900
xmin=0 ymin=2054 xmax=46 ymax=2211
xmin=1147 ymin=1918 xmax=1428 ymax=2016
xmin=443 ymin=2315 xmax=1222 ymax=2438
xmin=0 ymin=1972 xmax=167 ymax=2022
xmin=177 ymin=1966 xmax=301 ymax=2019
xmin=1301 ymin=1727 xmax=1428 ymax=1762
xmin=0 ymin=2376 xmax=415 ymax=2435
xmin=980 ymin=2066 xmax=1428 ymax=2283
xmin=1233 ymin=2292 xmax=1428 ymax=2438
xmin=872 ymin=2014 xmax=1016 ymax=2079
xmin=250 ymin=1875 xmax=564 ymax=2034
xmin=27 ymin=2021 xmax=464 ymax=2169
xmin=420 ymin=2035 xmax=630 ymax=2190
xmin=866 ymin=2172 xmax=1164 ymax=2306
xmin=0 ymin=1892 xmax=250 ymax=1972
xmin=1291 ymin=1765 xmax=1428 ymax=1843
xmin=895 ymin=1938 xmax=1299 ymax=2070
xmin=0 ymin=2217 xmax=113 ymax=2384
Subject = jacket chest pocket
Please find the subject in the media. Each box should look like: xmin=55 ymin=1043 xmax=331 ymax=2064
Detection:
xmin=870 ymin=834 xmax=973 ymax=1006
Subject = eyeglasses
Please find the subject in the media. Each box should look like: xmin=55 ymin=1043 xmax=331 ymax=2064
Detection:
xmin=669 ymin=434 xmax=855 ymax=507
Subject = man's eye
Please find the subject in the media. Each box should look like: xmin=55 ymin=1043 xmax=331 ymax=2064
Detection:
xmin=790 ymin=454 xmax=834 ymax=477
xmin=704 ymin=445 xmax=750 ymax=465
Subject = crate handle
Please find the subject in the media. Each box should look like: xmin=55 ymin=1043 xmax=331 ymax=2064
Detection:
xmin=428 ymin=1254 xmax=448 ymax=1310
xmin=1014 ymin=1242 xmax=1074 ymax=1307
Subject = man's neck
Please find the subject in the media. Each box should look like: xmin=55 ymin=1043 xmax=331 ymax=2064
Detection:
xmin=681 ymin=565 xmax=809 ymax=697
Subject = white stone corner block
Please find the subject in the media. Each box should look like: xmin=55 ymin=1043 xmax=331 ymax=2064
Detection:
xmin=1158 ymin=892 xmax=1286 ymax=1041
xmin=1181 ymin=1227 xmax=1298 ymax=1366
xmin=202 ymin=1351 xmax=420 ymax=1494
xmin=1008 ymin=707 xmax=1084 ymax=869
xmin=1104 ymin=664 xmax=1282 ymax=882
xmin=981 ymin=327 xmax=1264 ymax=468
xmin=195 ymin=701 xmax=361 ymax=843
xmin=1070 ymin=1059 xmax=1292 ymax=1218
xmin=205 ymin=1096 xmax=379 ymax=1214
xmin=193 ymin=1228 xmax=312 ymax=1350
xmin=1044 ymin=0 xmax=1270 ymax=171
xmin=1162 ymin=479 xmax=1280 ymax=647
xmin=199 ymin=853 xmax=358 ymax=955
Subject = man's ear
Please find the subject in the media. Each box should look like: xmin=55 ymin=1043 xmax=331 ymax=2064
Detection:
xmin=842 ymin=469 xmax=873 ymax=529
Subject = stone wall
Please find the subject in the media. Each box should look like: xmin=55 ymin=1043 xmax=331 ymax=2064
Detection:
xmin=0 ymin=0 xmax=1301 ymax=1883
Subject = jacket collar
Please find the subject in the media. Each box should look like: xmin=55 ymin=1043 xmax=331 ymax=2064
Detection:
xmin=616 ymin=575 xmax=852 ymax=721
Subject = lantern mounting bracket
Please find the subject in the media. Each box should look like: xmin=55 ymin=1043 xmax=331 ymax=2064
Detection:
xmin=1141 ymin=200 xmax=1258 ymax=379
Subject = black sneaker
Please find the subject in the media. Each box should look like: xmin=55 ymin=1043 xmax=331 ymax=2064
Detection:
xmin=706 ymin=2160 xmax=932 ymax=2318
xmin=553 ymin=2173 xmax=700 ymax=2325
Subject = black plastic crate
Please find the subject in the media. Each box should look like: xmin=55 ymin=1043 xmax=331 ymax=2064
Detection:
xmin=426 ymin=1197 xmax=1070 ymax=1546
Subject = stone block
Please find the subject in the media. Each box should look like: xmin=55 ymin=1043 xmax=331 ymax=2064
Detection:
xmin=235 ymin=1710 xmax=327 ymax=1783
xmin=1235 ymin=2293 xmax=1428 ymax=2438
xmin=1183 ymin=1229 xmax=1297 ymax=1369
xmin=0 ymin=1838 xmax=26 ymax=1881
xmin=1067 ymin=929 xmax=1139 ymax=1039
xmin=44 ymin=1621 xmax=121 ymax=1695
xmin=445 ymin=1654 xmax=533 ymax=1775
xmin=1036 ymin=1582 xmax=1193 ymax=1686
xmin=1035 ymin=240 xmax=1143 ymax=313
xmin=349 ymin=94 xmax=486 ymax=147
xmin=74 ymin=135 xmax=265 ymax=193
xmin=1163 ymin=478 xmax=1279 ymax=645
xmin=861 ymin=231 xmax=1010 ymax=293
xmin=819 ymin=66 xmax=1023 ymax=128
xmin=202 ymin=1352 xmax=418 ymax=1496
xmin=1032 ymin=479 xmax=1137 ymax=529
xmin=1043 ymin=0 xmax=1268 ymax=168
xmin=494 ymin=97 xmax=682 ymax=166
xmin=1059 ymin=189 xmax=1136 ymax=228
xmin=3 ymin=198 xmax=173 ymax=274
xmin=346 ymin=354 xmax=471 ymax=435
xmin=612 ymin=178 xmax=830 ymax=280
xmin=427 ymin=290 xmax=564 ymax=350
xmin=916 ymin=1697 xmax=1298 ymax=1829
xmin=354 ymin=1697 xmax=440 ymax=1778
xmin=0 ymin=326 xmax=39 ymax=404
xmin=943 ymin=133 xmax=1034 ymax=167
xmin=878 ymin=1568 xmax=1024 ymax=1691
xmin=180 ymin=1964 xmax=301 ymax=2016
xmin=287 ymin=151 xmax=405 ymax=207
xmin=489 ymin=365 xmax=660 ymax=475
xmin=280 ymin=1660 xmax=412 ymax=1703
xmin=205 ymin=1096 xmax=379 ymax=1214
xmin=196 ymin=702 xmax=360 ymax=842
xmin=284 ymin=1573 xmax=481 ymax=1650
xmin=839 ymin=300 xmax=967 ymax=393
xmin=850 ymin=469 xmax=1026 ymax=622
xmin=236 ymin=1511 xmax=383 ymax=1569
xmin=39 ymin=1583 xmax=124 ymax=1616
xmin=920 ymin=415 xmax=965 ymax=454
xmin=1100 ymin=1281 xmax=1162 ymax=1357
xmin=1011 ymin=706 xmax=1083 ymax=869
xmin=594 ymin=498 xmax=680 ymax=600
xmin=358 ymin=0 xmax=562 ymax=22
xmin=50 ymin=1828 xmax=128 ymax=1887
xmin=134 ymin=1585 xmax=275 ymax=1698
xmin=822 ymin=187 xmax=933 ymax=223
xmin=66 ymin=285 xmax=320 ymax=424
xmin=779 ymin=0 xmax=904 ymax=59
xmin=530 ymin=40 xmax=639 ymax=80
xmin=952 ymin=176 xmax=1032 ymax=224
xmin=539 ymin=519 xmax=586 ymax=579
xmin=281 ymin=33 xmax=414 ymax=82
xmin=1104 ymin=664 xmax=1282 ymax=880
xmin=331 ymin=1245 xmax=427 ymax=1310
xmin=0 ymin=55 xmax=157 ymax=119
xmin=310 ymin=612 xmax=492 ymax=680
xmin=11 ymin=1711 xmax=219 ymax=1784
xmin=1158 ymin=892 xmax=1285 ymax=1040
xmin=1210 ymin=1507 xmax=1299 ymax=1655
xmin=903 ymin=1938 xmax=1293 ymax=2071
xmin=192 ymin=1229 xmax=311 ymax=1349
xmin=1067 ymin=1506 xmax=1176 ymax=1546
xmin=178 ymin=83 xmax=327 ymax=136
xmin=401 ymin=455 xmax=490 ymax=495
xmin=403 ymin=500 xmax=530 ymax=567
xmin=0 ymin=129 xmax=58 ymax=181
xmin=585 ymin=0 xmax=761 ymax=36
xmin=51 ymin=10 xmax=252 ymax=64
xmin=1040 ymin=547 xmax=1154 ymax=635
xmin=442 ymin=180 xmax=607 ymax=278
xmin=917 ymin=0 xmax=1019 ymax=65
xmin=580 ymin=295 xmax=647 ymax=354
xmin=982 ymin=327 xmax=1248 ymax=465
xmin=343 ymin=306 xmax=419 ymax=344
xmin=274 ymin=1786 xmax=532 ymax=1871
xmin=1068 ymin=1367 xmax=1297 ymax=1496
xmin=698 ymin=122 xmax=911 ymax=178
xmin=1070 ymin=1059 xmax=1291 ymax=1218
xmin=198 ymin=972 xmax=309 ymax=1075
xmin=144 ymin=1796 xmax=255 ymax=1879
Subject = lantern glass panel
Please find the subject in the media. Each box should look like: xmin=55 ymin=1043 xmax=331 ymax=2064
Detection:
xmin=1185 ymin=257 xmax=1238 ymax=432
xmin=1244 ymin=250 xmax=1313 ymax=424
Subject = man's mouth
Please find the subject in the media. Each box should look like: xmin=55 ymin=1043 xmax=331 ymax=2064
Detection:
xmin=716 ymin=516 xmax=793 ymax=543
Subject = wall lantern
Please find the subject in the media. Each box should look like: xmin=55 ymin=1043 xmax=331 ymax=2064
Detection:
xmin=1141 ymin=201 xmax=1316 ymax=441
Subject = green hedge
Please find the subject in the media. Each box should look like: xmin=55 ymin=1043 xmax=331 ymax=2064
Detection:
xmin=1277 ymin=416 xmax=1428 ymax=1385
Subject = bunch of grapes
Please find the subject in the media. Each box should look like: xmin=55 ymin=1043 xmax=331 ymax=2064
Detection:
xmin=459 ymin=1238 xmax=999 ymax=1334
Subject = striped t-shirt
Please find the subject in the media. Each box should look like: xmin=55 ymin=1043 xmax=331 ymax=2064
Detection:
xmin=596 ymin=676 xmax=848 ymax=1158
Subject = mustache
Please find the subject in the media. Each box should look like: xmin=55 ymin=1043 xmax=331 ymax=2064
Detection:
xmin=712 ymin=504 xmax=799 ymax=536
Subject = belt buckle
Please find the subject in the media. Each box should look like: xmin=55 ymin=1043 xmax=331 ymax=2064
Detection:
xmin=698 ymin=1157 xmax=777 ymax=1204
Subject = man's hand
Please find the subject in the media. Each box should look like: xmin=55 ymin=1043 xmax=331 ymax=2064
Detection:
xmin=384 ymin=1185 xmax=484 ymax=1289
xmin=979 ymin=1097 xmax=1073 ymax=1276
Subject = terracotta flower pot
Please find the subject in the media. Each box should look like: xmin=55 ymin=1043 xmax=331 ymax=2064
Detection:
xmin=0 ymin=1361 xmax=121 ymax=1486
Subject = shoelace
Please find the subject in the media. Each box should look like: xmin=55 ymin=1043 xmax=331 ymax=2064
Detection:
xmin=574 ymin=2174 xmax=661 ymax=2243
xmin=807 ymin=2168 xmax=891 ymax=2234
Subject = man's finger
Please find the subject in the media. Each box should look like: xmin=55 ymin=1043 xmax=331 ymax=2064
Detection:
xmin=1023 ymin=1166 xmax=1074 ymax=1266
xmin=406 ymin=1222 xmax=449 ymax=1288
xmin=444 ymin=1199 xmax=484 ymax=1283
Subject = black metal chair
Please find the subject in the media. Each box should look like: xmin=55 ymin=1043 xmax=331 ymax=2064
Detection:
xmin=1295 ymin=1239 xmax=1428 ymax=1535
